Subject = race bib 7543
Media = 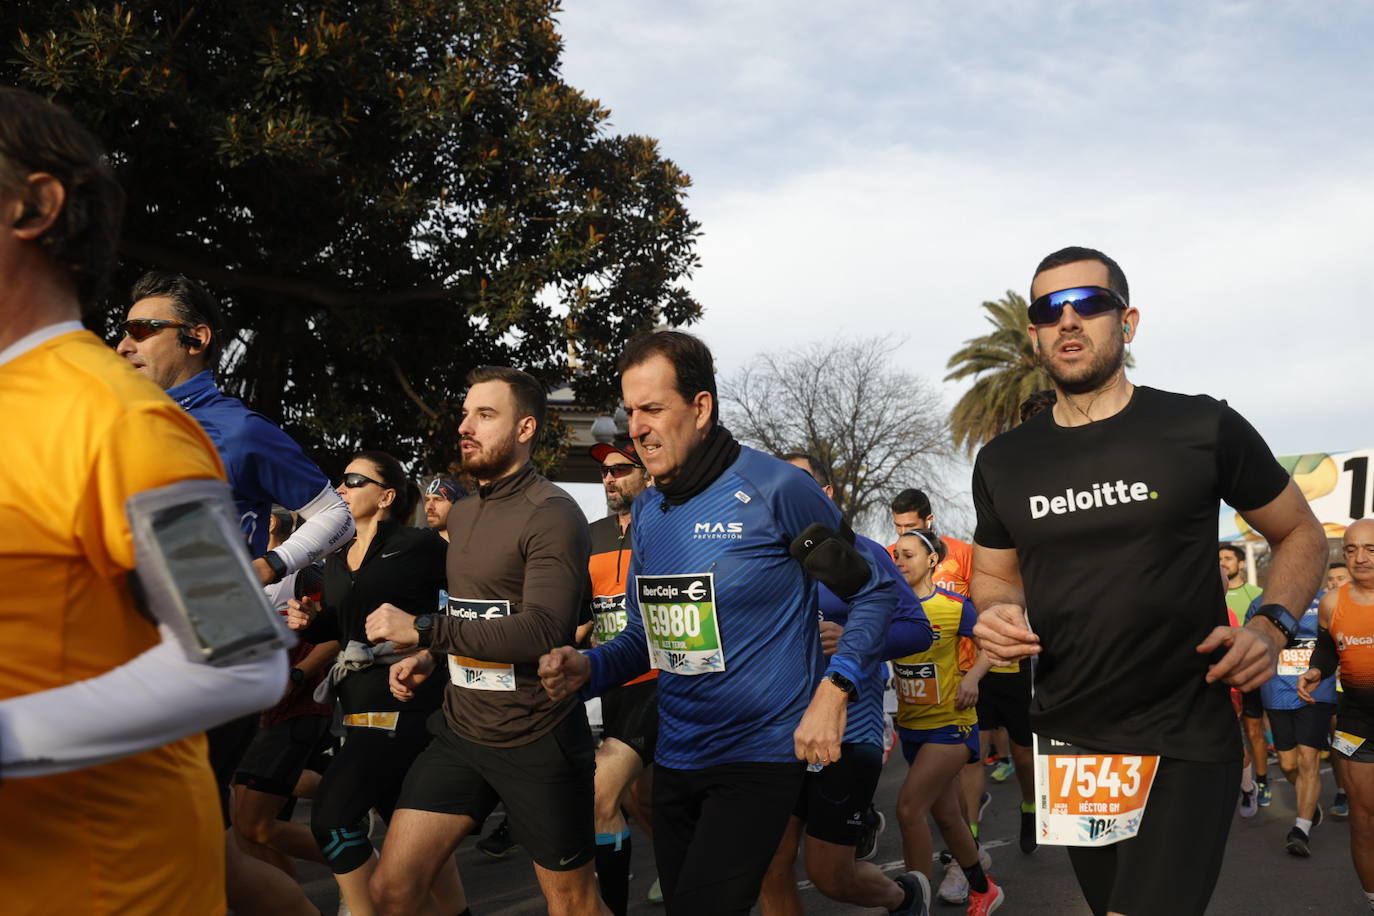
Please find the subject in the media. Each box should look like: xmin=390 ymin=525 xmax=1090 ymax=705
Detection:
xmin=1034 ymin=735 xmax=1160 ymax=847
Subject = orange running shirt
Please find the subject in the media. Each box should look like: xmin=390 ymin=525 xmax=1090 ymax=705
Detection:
xmin=1333 ymin=583 xmax=1374 ymax=703
xmin=588 ymin=514 xmax=654 ymax=686
xmin=0 ymin=330 xmax=227 ymax=915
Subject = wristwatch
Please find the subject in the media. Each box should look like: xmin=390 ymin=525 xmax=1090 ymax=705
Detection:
xmin=414 ymin=614 xmax=435 ymax=649
xmin=825 ymin=671 xmax=857 ymax=700
xmin=288 ymin=666 xmax=306 ymax=685
xmin=1250 ymin=603 xmax=1298 ymax=648
xmin=262 ymin=549 xmax=288 ymax=584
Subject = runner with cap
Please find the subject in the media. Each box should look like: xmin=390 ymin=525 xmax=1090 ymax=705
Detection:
xmin=424 ymin=476 xmax=465 ymax=542
xmin=586 ymin=438 xmax=657 ymax=915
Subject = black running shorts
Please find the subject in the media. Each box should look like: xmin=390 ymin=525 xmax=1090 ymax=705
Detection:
xmin=1065 ymin=756 xmax=1240 ymax=916
xmin=396 ymin=705 xmax=597 ymax=871
xmin=1267 ymin=703 xmax=1335 ymax=752
xmin=1240 ymin=690 xmax=1264 ymax=719
xmin=653 ymin=760 xmax=805 ymax=916
xmin=792 ymin=741 xmax=882 ymax=846
xmin=976 ymin=665 xmax=1033 ymax=747
xmin=600 ymin=678 xmax=658 ymax=765
xmin=233 ymin=714 xmax=332 ymax=797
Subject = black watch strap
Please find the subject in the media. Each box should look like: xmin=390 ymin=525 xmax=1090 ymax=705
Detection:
xmin=825 ymin=671 xmax=857 ymax=700
xmin=414 ymin=614 xmax=435 ymax=649
xmin=289 ymin=666 xmax=306 ymax=685
xmin=1252 ymin=603 xmax=1298 ymax=648
xmin=262 ymin=549 xmax=289 ymax=583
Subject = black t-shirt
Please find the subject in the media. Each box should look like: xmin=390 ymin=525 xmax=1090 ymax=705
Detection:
xmin=304 ymin=519 xmax=448 ymax=714
xmin=972 ymin=386 xmax=1289 ymax=762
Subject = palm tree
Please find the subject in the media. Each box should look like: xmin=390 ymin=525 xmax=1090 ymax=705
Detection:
xmin=944 ymin=292 xmax=1048 ymax=455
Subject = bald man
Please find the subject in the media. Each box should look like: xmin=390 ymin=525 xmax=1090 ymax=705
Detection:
xmin=1300 ymin=519 xmax=1374 ymax=911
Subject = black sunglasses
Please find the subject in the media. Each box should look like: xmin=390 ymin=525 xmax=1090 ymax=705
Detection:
xmin=600 ymin=464 xmax=643 ymax=479
xmin=122 ymin=318 xmax=194 ymax=342
xmin=339 ymin=472 xmax=384 ymax=489
xmin=1026 ymin=286 xmax=1126 ymax=326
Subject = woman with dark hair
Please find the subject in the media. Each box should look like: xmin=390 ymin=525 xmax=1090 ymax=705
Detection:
xmin=286 ymin=450 xmax=464 ymax=915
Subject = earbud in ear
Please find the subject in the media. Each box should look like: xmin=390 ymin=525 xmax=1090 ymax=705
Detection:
xmin=1123 ymin=323 xmax=1131 ymax=334
xmin=11 ymin=203 xmax=39 ymax=228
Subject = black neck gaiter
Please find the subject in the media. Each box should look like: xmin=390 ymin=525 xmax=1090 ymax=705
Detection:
xmin=657 ymin=424 xmax=741 ymax=507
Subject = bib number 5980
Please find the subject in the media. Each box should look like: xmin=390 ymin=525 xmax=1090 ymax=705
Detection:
xmin=644 ymin=603 xmax=702 ymax=639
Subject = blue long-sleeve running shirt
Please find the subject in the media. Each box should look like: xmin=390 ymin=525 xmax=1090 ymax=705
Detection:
xmin=584 ymin=446 xmax=901 ymax=769
xmin=168 ymin=370 xmax=331 ymax=555
xmin=818 ymin=534 xmax=932 ymax=748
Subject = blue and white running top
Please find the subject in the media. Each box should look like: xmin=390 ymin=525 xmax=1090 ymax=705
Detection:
xmin=818 ymin=534 xmax=931 ymax=748
xmin=1254 ymin=592 xmax=1338 ymax=710
xmin=585 ymin=446 xmax=901 ymax=769
xmin=168 ymin=370 xmax=332 ymax=556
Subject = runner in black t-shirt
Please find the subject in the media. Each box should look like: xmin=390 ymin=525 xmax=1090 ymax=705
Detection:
xmin=970 ymin=246 xmax=1327 ymax=916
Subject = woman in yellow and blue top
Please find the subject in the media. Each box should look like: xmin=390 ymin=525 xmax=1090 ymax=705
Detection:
xmin=891 ymin=530 xmax=1005 ymax=912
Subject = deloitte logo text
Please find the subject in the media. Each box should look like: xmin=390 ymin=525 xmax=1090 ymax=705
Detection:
xmin=1029 ymin=480 xmax=1158 ymax=519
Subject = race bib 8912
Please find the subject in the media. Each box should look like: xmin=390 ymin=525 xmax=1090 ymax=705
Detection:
xmin=637 ymin=573 xmax=725 ymax=675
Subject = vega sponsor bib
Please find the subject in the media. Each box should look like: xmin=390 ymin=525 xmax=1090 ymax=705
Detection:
xmin=1034 ymin=735 xmax=1160 ymax=846
xmin=443 ymin=593 xmax=516 ymax=691
xmin=637 ymin=573 xmax=724 ymax=675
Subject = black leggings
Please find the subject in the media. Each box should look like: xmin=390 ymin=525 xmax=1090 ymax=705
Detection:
xmin=653 ymin=761 xmax=804 ymax=916
xmin=311 ymin=711 xmax=433 ymax=874
xmin=1066 ymin=756 xmax=1241 ymax=916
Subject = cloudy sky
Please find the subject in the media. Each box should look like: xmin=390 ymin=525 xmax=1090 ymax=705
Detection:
xmin=555 ymin=0 xmax=1373 ymax=484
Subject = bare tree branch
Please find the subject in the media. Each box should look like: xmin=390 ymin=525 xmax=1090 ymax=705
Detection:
xmin=721 ymin=336 xmax=955 ymax=533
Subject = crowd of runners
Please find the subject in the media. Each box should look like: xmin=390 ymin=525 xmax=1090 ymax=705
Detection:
xmin=4 ymin=87 xmax=1374 ymax=916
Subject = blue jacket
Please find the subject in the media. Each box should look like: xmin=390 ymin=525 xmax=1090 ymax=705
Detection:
xmin=585 ymin=446 xmax=902 ymax=769
xmin=168 ymin=370 xmax=330 ymax=556
xmin=818 ymin=535 xmax=932 ymax=747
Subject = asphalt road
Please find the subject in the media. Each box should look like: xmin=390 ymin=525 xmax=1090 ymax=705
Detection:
xmin=287 ymin=752 xmax=1366 ymax=914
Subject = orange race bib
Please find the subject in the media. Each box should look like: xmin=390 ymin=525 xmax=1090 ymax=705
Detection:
xmin=1034 ymin=735 xmax=1160 ymax=846
xmin=1277 ymin=638 xmax=1316 ymax=677
xmin=894 ymin=660 xmax=940 ymax=707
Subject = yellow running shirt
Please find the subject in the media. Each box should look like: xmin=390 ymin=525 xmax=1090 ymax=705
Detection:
xmin=0 ymin=329 xmax=228 ymax=915
xmin=893 ymin=586 xmax=979 ymax=731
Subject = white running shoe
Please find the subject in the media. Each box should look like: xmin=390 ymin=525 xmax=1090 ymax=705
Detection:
xmin=1239 ymin=785 xmax=1259 ymax=818
xmin=937 ymin=859 xmax=969 ymax=904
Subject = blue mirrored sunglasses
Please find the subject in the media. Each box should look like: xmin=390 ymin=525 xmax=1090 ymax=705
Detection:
xmin=1027 ymin=286 xmax=1126 ymax=326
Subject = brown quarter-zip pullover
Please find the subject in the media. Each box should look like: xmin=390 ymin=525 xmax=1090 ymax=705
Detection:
xmin=432 ymin=463 xmax=590 ymax=746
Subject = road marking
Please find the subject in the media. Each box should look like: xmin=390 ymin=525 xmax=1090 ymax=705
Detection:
xmin=794 ymin=838 xmax=1012 ymax=890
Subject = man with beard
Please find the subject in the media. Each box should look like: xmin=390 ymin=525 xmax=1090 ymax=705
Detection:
xmin=972 ymin=246 xmax=1327 ymax=916
xmin=423 ymin=476 xmax=465 ymax=541
xmin=586 ymin=440 xmax=655 ymax=915
xmin=364 ymin=365 xmax=607 ymax=916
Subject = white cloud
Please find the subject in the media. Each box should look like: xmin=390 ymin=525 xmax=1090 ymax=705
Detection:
xmin=556 ymin=1 xmax=1374 ymax=460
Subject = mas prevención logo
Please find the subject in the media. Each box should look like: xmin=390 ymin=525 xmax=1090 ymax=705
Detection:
xmin=693 ymin=521 xmax=743 ymax=539
xmin=1029 ymin=480 xmax=1158 ymax=519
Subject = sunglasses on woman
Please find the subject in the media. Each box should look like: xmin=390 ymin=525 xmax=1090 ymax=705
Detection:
xmin=121 ymin=318 xmax=194 ymax=342
xmin=339 ymin=472 xmax=384 ymax=489
xmin=1026 ymin=286 xmax=1126 ymax=326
